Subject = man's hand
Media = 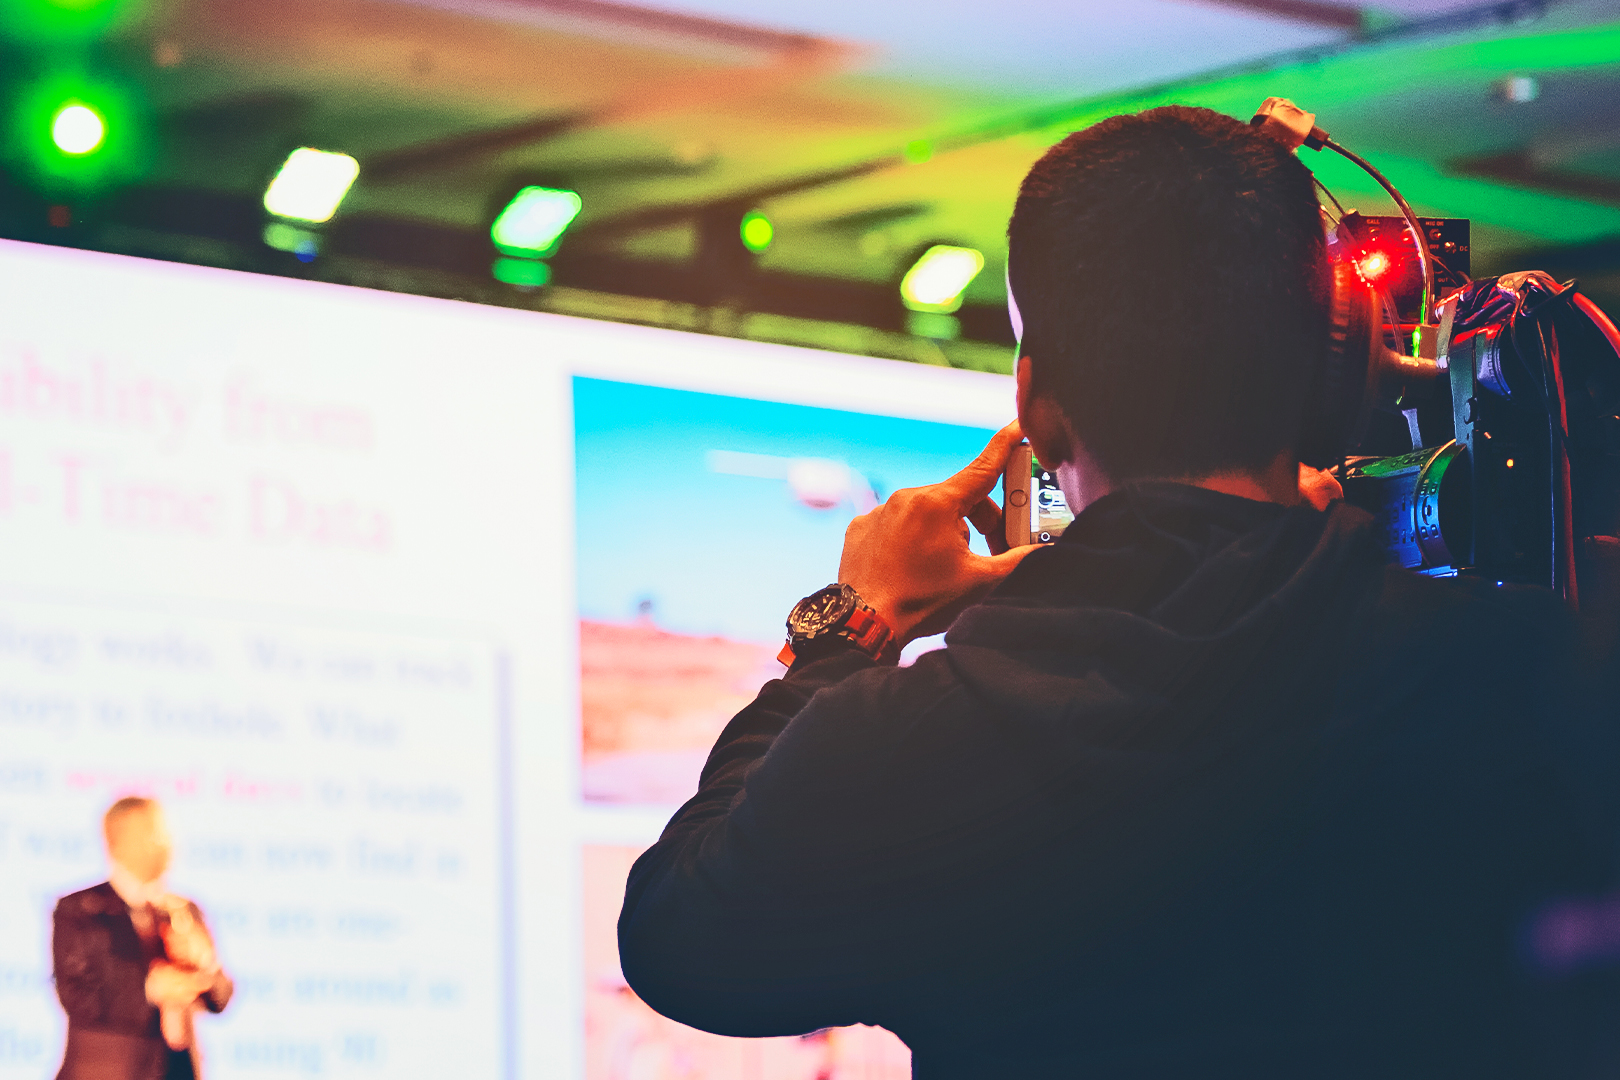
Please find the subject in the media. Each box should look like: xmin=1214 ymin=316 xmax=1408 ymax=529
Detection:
xmin=838 ymin=422 xmax=1039 ymax=645
xmin=1298 ymin=463 xmax=1343 ymax=511
xmin=145 ymin=961 xmax=214 ymax=1006
xmin=156 ymin=898 xmax=217 ymax=973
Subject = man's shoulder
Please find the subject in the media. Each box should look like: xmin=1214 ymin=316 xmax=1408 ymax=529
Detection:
xmin=826 ymin=648 xmax=965 ymax=712
xmin=781 ymin=648 xmax=972 ymax=753
xmin=1355 ymin=566 xmax=1588 ymax=735
xmin=56 ymin=882 xmax=119 ymax=918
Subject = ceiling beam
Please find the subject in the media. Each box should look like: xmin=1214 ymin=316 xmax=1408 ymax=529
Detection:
xmin=392 ymin=0 xmax=839 ymax=55
xmin=362 ymin=0 xmax=855 ymax=182
xmin=1451 ymin=151 xmax=1620 ymax=206
xmin=565 ymin=0 xmax=1555 ymax=245
xmin=1168 ymin=0 xmax=1365 ymax=31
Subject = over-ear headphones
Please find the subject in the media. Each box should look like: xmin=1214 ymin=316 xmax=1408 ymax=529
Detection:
xmin=1251 ymin=98 xmax=1440 ymax=470
xmin=1298 ymin=259 xmax=1382 ymax=468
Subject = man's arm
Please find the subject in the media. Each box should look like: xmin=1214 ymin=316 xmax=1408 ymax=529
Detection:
xmin=618 ymin=648 xmax=905 ymax=1036
xmin=619 ymin=424 xmax=1035 ymax=1036
xmin=199 ymin=969 xmax=232 ymax=1014
xmin=656 ymin=649 xmax=881 ymax=836
xmin=52 ymin=897 xmax=108 ymax=1026
xmin=157 ymin=901 xmax=232 ymax=1013
xmin=185 ymin=902 xmax=232 ymax=1014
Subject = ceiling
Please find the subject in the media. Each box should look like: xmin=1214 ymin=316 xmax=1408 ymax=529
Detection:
xmin=2 ymin=0 xmax=1619 ymax=368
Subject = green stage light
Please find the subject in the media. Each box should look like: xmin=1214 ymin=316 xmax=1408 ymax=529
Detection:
xmin=492 ymin=257 xmax=552 ymax=288
xmin=51 ymin=104 xmax=104 ymax=155
xmin=262 ymin=222 xmax=321 ymax=260
xmin=900 ymin=245 xmax=984 ymax=313
xmin=263 ymin=148 xmax=360 ymax=223
xmin=491 ymin=187 xmax=583 ymax=256
xmin=7 ymin=73 xmax=147 ymax=193
xmin=739 ymin=210 xmax=773 ymax=252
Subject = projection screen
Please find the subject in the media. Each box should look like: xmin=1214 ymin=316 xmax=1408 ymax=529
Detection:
xmin=0 ymin=239 xmax=1012 ymax=1080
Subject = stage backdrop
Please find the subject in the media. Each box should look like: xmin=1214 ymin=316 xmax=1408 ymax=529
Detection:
xmin=0 ymin=238 xmax=1011 ymax=1080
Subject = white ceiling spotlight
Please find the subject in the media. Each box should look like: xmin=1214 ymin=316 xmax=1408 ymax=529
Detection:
xmin=1498 ymin=75 xmax=1540 ymax=103
xmin=263 ymin=148 xmax=361 ymax=223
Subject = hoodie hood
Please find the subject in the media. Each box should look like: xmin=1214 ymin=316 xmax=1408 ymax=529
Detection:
xmin=946 ymin=482 xmax=1389 ymax=747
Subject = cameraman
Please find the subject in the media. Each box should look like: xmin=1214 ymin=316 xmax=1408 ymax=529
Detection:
xmin=619 ymin=106 xmax=1619 ymax=1077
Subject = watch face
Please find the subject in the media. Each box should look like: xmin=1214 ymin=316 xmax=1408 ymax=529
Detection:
xmin=788 ymin=584 xmax=856 ymax=639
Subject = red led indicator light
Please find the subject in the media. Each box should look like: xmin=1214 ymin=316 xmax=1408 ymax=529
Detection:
xmin=1357 ymin=251 xmax=1390 ymax=280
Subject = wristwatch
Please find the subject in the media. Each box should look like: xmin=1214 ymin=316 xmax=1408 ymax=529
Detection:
xmin=780 ymin=583 xmax=898 ymax=665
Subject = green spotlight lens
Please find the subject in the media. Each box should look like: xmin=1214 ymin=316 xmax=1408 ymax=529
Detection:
xmin=740 ymin=210 xmax=773 ymax=252
xmin=10 ymin=73 xmax=147 ymax=192
xmin=492 ymin=257 xmax=552 ymax=288
xmin=491 ymin=187 xmax=583 ymax=256
xmin=51 ymin=103 xmax=104 ymax=155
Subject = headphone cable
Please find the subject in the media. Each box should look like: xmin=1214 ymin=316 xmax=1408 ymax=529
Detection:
xmin=1322 ymin=139 xmax=1435 ymax=340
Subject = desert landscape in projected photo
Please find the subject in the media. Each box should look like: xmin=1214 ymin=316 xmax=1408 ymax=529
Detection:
xmin=584 ymin=844 xmax=911 ymax=1080
xmin=574 ymin=376 xmax=995 ymax=806
xmin=580 ymin=618 xmax=782 ymax=804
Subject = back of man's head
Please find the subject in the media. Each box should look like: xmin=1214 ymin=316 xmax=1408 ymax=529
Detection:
xmin=1007 ymin=105 xmax=1330 ymax=483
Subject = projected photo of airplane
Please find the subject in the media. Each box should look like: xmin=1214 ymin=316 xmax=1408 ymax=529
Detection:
xmin=705 ymin=450 xmax=880 ymax=513
xmin=574 ymin=376 xmax=998 ymax=806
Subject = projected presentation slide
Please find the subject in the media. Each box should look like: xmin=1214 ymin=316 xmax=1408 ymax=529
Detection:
xmin=0 ymin=237 xmax=1012 ymax=1080
xmin=575 ymin=377 xmax=1001 ymax=805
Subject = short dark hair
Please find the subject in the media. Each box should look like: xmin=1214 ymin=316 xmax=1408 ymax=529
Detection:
xmin=1007 ymin=105 xmax=1330 ymax=482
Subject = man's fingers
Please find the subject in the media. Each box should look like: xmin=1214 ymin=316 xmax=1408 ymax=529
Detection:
xmin=965 ymin=496 xmax=1008 ymax=555
xmin=1297 ymin=464 xmax=1343 ymax=512
xmin=942 ymin=420 xmax=1024 ymax=511
xmin=978 ymin=542 xmax=1040 ymax=579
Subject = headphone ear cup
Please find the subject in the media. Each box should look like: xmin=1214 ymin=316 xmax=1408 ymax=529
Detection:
xmin=1300 ymin=260 xmax=1379 ymax=468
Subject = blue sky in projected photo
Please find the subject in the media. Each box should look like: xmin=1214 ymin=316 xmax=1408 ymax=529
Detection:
xmin=575 ymin=377 xmax=1001 ymax=644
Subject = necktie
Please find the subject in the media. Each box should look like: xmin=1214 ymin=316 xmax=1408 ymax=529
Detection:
xmin=131 ymin=903 xmax=163 ymax=958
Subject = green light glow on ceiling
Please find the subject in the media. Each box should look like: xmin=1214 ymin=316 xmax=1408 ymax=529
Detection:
xmin=262 ymin=222 xmax=321 ymax=258
xmin=0 ymin=0 xmax=144 ymax=41
xmin=492 ymin=257 xmax=552 ymax=287
xmin=1028 ymin=20 xmax=1620 ymax=138
xmin=997 ymin=18 xmax=1620 ymax=247
xmin=1306 ymin=147 xmax=1620 ymax=245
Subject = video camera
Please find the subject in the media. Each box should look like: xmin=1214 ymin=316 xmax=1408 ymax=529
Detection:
xmin=1254 ymin=99 xmax=1620 ymax=609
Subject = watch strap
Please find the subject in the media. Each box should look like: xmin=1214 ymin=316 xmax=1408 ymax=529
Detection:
xmin=837 ymin=601 xmax=899 ymax=662
xmin=780 ymin=587 xmax=899 ymax=665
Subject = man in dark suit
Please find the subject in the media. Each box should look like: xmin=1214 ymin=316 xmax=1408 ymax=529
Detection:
xmin=53 ymin=797 xmax=233 ymax=1080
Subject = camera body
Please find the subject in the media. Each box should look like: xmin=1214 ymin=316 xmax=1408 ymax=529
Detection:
xmin=1338 ymin=267 xmax=1620 ymax=596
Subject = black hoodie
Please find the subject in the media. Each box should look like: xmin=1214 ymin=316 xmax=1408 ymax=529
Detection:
xmin=620 ymin=483 xmax=1620 ymax=1078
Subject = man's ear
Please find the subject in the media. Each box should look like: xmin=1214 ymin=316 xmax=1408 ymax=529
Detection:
xmin=1015 ymin=355 xmax=1072 ymax=470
